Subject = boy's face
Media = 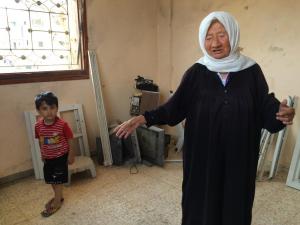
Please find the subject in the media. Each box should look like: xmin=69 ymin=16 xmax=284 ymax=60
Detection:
xmin=37 ymin=101 xmax=58 ymax=122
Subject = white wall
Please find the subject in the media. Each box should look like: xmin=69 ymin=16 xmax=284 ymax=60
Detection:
xmin=0 ymin=0 xmax=158 ymax=178
xmin=1 ymin=0 xmax=299 ymax=178
xmin=157 ymin=0 xmax=300 ymax=167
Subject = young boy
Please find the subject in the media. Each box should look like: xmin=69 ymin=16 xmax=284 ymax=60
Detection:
xmin=34 ymin=91 xmax=75 ymax=217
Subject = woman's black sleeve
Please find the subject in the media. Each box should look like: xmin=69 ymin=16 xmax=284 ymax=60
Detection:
xmin=143 ymin=66 xmax=196 ymax=127
xmin=255 ymin=64 xmax=285 ymax=133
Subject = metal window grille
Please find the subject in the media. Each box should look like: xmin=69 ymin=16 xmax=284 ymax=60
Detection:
xmin=0 ymin=0 xmax=82 ymax=73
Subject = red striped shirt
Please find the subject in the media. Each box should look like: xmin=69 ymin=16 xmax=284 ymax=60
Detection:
xmin=35 ymin=117 xmax=73 ymax=159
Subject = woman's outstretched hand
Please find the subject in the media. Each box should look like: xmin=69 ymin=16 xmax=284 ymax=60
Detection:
xmin=276 ymin=99 xmax=295 ymax=125
xmin=114 ymin=115 xmax=147 ymax=138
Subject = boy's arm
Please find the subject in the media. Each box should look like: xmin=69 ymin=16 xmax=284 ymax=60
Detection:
xmin=63 ymin=122 xmax=75 ymax=165
xmin=35 ymin=124 xmax=44 ymax=161
xmin=67 ymin=140 xmax=75 ymax=165
xmin=38 ymin=140 xmax=45 ymax=162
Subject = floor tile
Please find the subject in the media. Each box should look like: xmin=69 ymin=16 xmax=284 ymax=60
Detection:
xmin=1 ymin=163 xmax=300 ymax=225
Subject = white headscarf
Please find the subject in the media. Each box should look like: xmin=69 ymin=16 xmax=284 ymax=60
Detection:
xmin=197 ymin=11 xmax=255 ymax=72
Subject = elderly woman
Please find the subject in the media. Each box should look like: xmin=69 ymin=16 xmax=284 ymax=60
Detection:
xmin=115 ymin=11 xmax=295 ymax=225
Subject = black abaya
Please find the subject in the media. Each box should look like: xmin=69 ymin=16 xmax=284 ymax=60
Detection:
xmin=144 ymin=63 xmax=284 ymax=225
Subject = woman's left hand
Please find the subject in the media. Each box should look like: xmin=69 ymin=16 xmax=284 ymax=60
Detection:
xmin=114 ymin=115 xmax=146 ymax=139
xmin=276 ymin=99 xmax=295 ymax=125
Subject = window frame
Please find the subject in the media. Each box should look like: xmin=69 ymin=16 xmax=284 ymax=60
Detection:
xmin=0 ymin=0 xmax=89 ymax=85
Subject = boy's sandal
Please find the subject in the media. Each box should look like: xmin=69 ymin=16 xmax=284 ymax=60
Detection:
xmin=41 ymin=204 xmax=61 ymax=217
xmin=45 ymin=198 xmax=64 ymax=209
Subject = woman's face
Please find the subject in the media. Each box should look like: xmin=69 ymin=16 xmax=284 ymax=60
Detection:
xmin=204 ymin=21 xmax=231 ymax=59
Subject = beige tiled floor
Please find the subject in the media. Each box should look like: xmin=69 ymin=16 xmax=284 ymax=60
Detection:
xmin=1 ymin=162 xmax=300 ymax=225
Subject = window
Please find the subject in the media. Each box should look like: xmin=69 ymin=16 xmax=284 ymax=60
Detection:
xmin=0 ymin=0 xmax=89 ymax=85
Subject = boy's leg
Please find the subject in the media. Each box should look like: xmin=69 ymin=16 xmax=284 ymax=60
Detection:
xmin=45 ymin=154 xmax=68 ymax=208
xmin=52 ymin=184 xmax=63 ymax=208
xmin=51 ymin=184 xmax=63 ymax=198
xmin=41 ymin=184 xmax=63 ymax=217
xmin=51 ymin=153 xmax=68 ymax=207
xmin=45 ymin=184 xmax=63 ymax=209
xmin=44 ymin=184 xmax=58 ymax=209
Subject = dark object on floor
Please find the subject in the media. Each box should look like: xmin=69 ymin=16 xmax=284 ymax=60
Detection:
xmin=122 ymin=130 xmax=142 ymax=165
xmin=130 ymin=95 xmax=141 ymax=115
xmin=95 ymin=137 xmax=104 ymax=165
xmin=96 ymin=130 xmax=141 ymax=166
xmin=164 ymin=134 xmax=171 ymax=159
xmin=109 ymin=134 xmax=123 ymax=166
xmin=136 ymin=126 xmax=165 ymax=167
xmin=139 ymin=90 xmax=160 ymax=115
xmin=130 ymin=90 xmax=160 ymax=116
xmin=135 ymin=75 xmax=159 ymax=92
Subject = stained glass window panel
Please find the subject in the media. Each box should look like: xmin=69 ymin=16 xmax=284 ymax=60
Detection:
xmin=0 ymin=8 xmax=7 ymax=28
xmin=0 ymin=30 xmax=10 ymax=49
xmin=7 ymin=9 xmax=32 ymax=50
xmin=52 ymin=32 xmax=70 ymax=50
xmin=28 ymin=1 xmax=53 ymax=13
xmin=46 ymin=0 xmax=68 ymax=14
xmin=0 ymin=1 xmax=27 ymax=10
xmin=51 ymin=14 xmax=68 ymax=32
xmin=0 ymin=0 xmax=82 ymax=73
xmin=32 ymin=31 xmax=52 ymax=49
xmin=0 ymin=50 xmax=14 ymax=67
xmin=30 ymin=11 xmax=51 ymax=31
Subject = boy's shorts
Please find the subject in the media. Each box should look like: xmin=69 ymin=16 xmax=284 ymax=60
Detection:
xmin=43 ymin=153 xmax=68 ymax=184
